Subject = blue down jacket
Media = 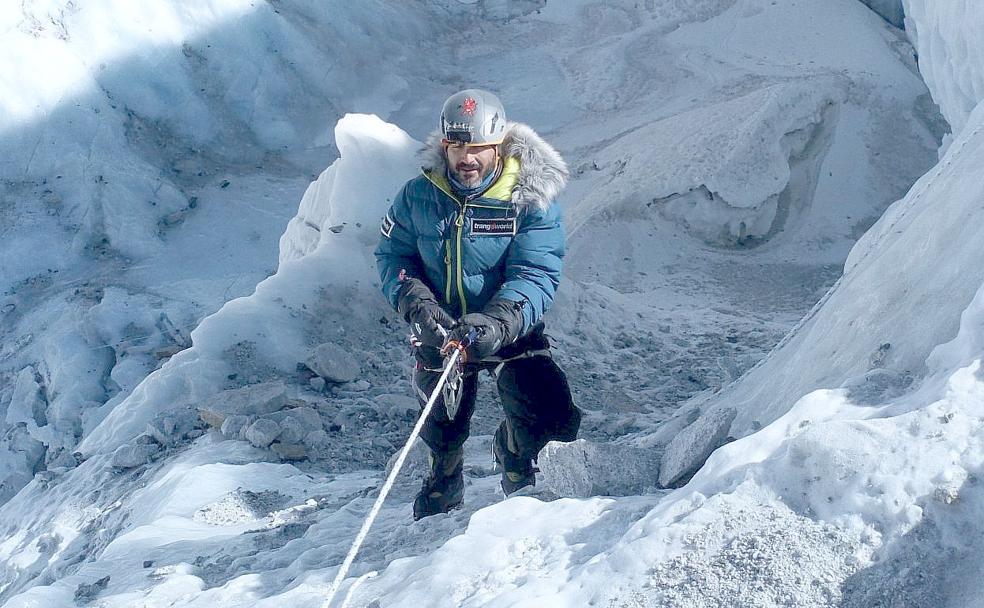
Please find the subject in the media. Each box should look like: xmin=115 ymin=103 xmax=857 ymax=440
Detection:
xmin=375 ymin=122 xmax=569 ymax=334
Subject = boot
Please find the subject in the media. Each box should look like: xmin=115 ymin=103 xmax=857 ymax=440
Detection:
xmin=492 ymin=423 xmax=535 ymax=496
xmin=413 ymin=447 xmax=464 ymax=520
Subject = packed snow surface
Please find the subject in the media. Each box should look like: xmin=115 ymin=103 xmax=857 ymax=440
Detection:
xmin=3 ymin=0 xmax=978 ymax=606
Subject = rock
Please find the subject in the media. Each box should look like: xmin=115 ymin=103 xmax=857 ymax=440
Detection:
xmin=376 ymin=393 xmax=419 ymax=419
xmin=145 ymin=411 xmax=197 ymax=447
xmin=306 ymin=343 xmax=360 ymax=383
xmin=278 ymin=416 xmax=306 ymax=444
xmin=309 ymin=377 xmax=326 ymax=392
xmin=45 ymin=448 xmax=81 ymax=470
xmin=384 ymin=438 xmax=428 ymax=483
xmin=538 ymin=439 xmax=663 ymax=498
xmin=658 ymin=406 xmax=737 ymax=488
xmin=263 ymin=406 xmax=323 ymax=431
xmin=271 ymin=442 xmax=307 ymax=461
xmin=197 ymin=382 xmax=287 ymax=428
xmin=220 ymin=415 xmax=252 ymax=439
xmin=341 ymin=380 xmax=371 ymax=392
xmin=304 ymin=429 xmax=330 ymax=450
xmin=244 ymin=419 xmax=281 ymax=448
xmin=74 ymin=575 xmax=110 ymax=602
xmin=111 ymin=440 xmax=161 ymax=469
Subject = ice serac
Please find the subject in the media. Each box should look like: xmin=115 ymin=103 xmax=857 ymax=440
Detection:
xmin=79 ymin=115 xmax=419 ymax=457
xmin=713 ymin=101 xmax=984 ymax=435
xmin=903 ymin=0 xmax=984 ymax=135
xmin=279 ymin=114 xmax=418 ymax=263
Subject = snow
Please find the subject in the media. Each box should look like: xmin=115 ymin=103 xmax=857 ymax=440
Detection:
xmin=2 ymin=0 xmax=979 ymax=606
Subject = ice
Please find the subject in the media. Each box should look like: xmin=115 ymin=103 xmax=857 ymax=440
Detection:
xmin=904 ymin=0 xmax=984 ymax=136
xmin=0 ymin=0 xmax=976 ymax=606
xmin=5 ymin=368 xmax=46 ymax=428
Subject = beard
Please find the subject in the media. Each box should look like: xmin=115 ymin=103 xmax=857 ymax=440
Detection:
xmin=451 ymin=161 xmax=492 ymax=187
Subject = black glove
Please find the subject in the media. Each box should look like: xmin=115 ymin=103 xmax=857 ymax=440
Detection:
xmin=397 ymin=278 xmax=454 ymax=348
xmin=448 ymin=299 xmax=525 ymax=362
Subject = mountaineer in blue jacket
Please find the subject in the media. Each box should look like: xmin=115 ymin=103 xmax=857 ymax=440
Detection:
xmin=375 ymin=89 xmax=581 ymax=519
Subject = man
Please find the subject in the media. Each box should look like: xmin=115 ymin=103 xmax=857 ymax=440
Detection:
xmin=375 ymin=89 xmax=581 ymax=520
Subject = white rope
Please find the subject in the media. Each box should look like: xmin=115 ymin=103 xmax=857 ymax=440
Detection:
xmin=321 ymin=347 xmax=463 ymax=608
xmin=339 ymin=570 xmax=378 ymax=608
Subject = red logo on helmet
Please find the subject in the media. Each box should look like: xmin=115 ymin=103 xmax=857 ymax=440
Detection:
xmin=462 ymin=97 xmax=477 ymax=116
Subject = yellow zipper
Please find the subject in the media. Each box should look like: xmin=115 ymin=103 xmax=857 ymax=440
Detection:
xmin=444 ymin=240 xmax=452 ymax=304
xmin=455 ymin=211 xmax=467 ymax=315
xmin=421 ymin=170 xmax=477 ymax=314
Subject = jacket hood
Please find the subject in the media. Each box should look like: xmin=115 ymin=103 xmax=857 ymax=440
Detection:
xmin=418 ymin=122 xmax=568 ymax=211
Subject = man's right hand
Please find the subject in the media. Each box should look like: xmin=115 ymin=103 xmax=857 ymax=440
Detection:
xmin=396 ymin=277 xmax=455 ymax=348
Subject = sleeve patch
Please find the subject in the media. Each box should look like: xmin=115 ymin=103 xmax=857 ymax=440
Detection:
xmin=380 ymin=212 xmax=395 ymax=238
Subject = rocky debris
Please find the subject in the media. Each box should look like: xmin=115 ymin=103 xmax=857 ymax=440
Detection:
xmin=375 ymin=393 xmax=418 ymax=420
xmin=659 ymin=406 xmax=737 ymax=488
xmin=264 ymin=404 xmax=323 ymax=430
xmin=304 ymin=429 xmax=330 ymax=450
xmin=111 ymin=435 xmax=162 ymax=469
xmin=306 ymin=342 xmax=360 ymax=384
xmin=194 ymin=488 xmax=290 ymax=526
xmin=277 ymin=417 xmax=306 ymax=444
xmin=45 ymin=448 xmax=82 ymax=470
xmin=197 ymin=382 xmax=287 ymax=428
xmin=220 ymin=414 xmax=251 ymax=439
xmin=309 ymin=377 xmax=326 ymax=392
xmin=74 ymin=575 xmax=110 ymax=603
xmin=271 ymin=442 xmax=306 ymax=461
xmin=339 ymin=379 xmax=371 ymax=392
xmin=244 ymin=419 xmax=281 ymax=448
xmin=145 ymin=409 xmax=199 ymax=447
xmin=537 ymin=439 xmax=663 ymax=498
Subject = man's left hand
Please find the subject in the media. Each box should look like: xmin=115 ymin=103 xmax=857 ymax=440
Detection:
xmin=445 ymin=300 xmax=525 ymax=362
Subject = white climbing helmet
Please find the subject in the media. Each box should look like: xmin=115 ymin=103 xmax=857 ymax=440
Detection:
xmin=439 ymin=89 xmax=507 ymax=146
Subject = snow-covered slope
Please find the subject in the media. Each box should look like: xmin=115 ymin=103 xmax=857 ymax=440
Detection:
xmin=0 ymin=0 xmax=963 ymax=606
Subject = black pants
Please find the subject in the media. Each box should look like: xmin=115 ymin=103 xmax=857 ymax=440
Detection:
xmin=412 ymin=324 xmax=581 ymax=461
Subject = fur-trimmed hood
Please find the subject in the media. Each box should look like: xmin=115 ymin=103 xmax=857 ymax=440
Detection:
xmin=418 ymin=122 xmax=569 ymax=211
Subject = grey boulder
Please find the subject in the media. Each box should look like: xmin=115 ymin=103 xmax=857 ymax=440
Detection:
xmin=306 ymin=343 xmax=360 ymax=383
xmin=197 ymin=382 xmax=287 ymax=428
xmin=538 ymin=439 xmax=663 ymax=498
xmin=658 ymin=406 xmax=736 ymax=488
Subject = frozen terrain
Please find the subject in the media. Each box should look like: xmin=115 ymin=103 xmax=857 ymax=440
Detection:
xmin=0 ymin=0 xmax=976 ymax=606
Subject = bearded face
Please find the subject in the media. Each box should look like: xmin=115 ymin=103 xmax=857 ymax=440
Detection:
xmin=444 ymin=142 xmax=499 ymax=188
